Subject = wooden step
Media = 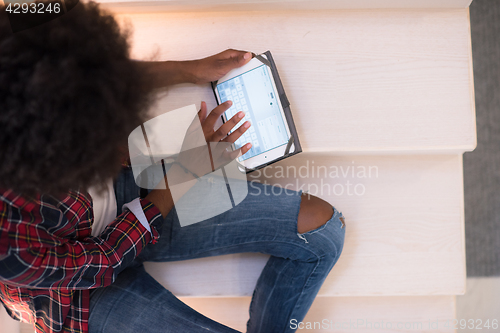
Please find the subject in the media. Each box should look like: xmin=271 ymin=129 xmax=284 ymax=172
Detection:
xmin=109 ymin=8 xmax=475 ymax=153
xmin=0 ymin=305 xmax=20 ymax=333
xmin=98 ymin=0 xmax=473 ymax=13
xmin=179 ymin=295 xmax=457 ymax=332
xmin=7 ymin=295 xmax=458 ymax=333
xmin=145 ymin=154 xmax=466 ymax=297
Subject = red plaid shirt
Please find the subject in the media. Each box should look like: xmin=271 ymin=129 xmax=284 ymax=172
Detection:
xmin=0 ymin=186 xmax=162 ymax=333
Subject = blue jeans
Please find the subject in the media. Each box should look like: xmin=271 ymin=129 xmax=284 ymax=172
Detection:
xmin=89 ymin=168 xmax=345 ymax=333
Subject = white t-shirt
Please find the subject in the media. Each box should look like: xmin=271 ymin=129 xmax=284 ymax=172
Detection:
xmin=88 ymin=179 xmax=152 ymax=238
xmin=88 ymin=180 xmax=117 ymax=237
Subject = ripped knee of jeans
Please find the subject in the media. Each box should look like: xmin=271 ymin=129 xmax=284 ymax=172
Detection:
xmin=296 ymin=207 xmax=345 ymax=246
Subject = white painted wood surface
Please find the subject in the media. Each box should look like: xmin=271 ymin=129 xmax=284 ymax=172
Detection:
xmin=180 ymin=295 xmax=457 ymax=332
xmin=19 ymin=324 xmax=32 ymax=333
xmin=113 ymin=9 xmax=476 ymax=153
xmin=7 ymin=295 xmax=459 ymax=333
xmin=0 ymin=305 xmax=20 ymax=333
xmin=7 ymin=295 xmax=457 ymax=333
xmin=97 ymin=0 xmax=473 ymax=13
xmin=145 ymin=154 xmax=466 ymax=296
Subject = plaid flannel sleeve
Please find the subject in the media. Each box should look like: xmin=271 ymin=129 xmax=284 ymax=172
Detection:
xmin=0 ymin=195 xmax=162 ymax=290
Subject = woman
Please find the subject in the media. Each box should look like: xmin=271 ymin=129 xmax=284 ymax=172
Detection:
xmin=0 ymin=1 xmax=345 ymax=332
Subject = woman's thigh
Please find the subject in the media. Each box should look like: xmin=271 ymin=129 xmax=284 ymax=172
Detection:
xmin=139 ymin=179 xmax=343 ymax=263
xmin=115 ymin=167 xmax=343 ymax=264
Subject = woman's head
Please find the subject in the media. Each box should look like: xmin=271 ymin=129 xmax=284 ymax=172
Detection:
xmin=0 ymin=0 xmax=154 ymax=196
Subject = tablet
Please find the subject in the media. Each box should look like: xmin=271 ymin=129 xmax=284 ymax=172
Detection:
xmin=212 ymin=52 xmax=302 ymax=171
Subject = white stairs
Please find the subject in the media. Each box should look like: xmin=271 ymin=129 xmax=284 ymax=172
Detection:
xmin=10 ymin=0 xmax=477 ymax=332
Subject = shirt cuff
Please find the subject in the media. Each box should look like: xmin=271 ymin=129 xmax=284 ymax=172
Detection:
xmin=122 ymin=198 xmax=151 ymax=234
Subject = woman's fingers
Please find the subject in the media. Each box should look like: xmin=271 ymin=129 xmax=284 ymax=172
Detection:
xmin=237 ymin=142 xmax=252 ymax=156
xmin=203 ymin=101 xmax=232 ymax=135
xmin=199 ymin=101 xmax=253 ymax=167
xmin=212 ymin=111 xmax=246 ymax=142
xmin=222 ymin=120 xmax=251 ymax=143
xmin=198 ymin=101 xmax=208 ymax=123
xmin=212 ymin=142 xmax=252 ymax=170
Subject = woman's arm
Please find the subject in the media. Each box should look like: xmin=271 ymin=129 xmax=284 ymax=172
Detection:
xmin=135 ymin=60 xmax=197 ymax=87
xmin=136 ymin=49 xmax=253 ymax=88
xmin=0 ymin=195 xmax=161 ymax=290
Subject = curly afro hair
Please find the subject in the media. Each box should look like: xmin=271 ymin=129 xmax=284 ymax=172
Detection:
xmin=0 ymin=0 xmax=155 ymax=196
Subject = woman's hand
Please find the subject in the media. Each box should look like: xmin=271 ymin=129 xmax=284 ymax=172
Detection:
xmin=198 ymin=100 xmax=251 ymax=147
xmin=190 ymin=49 xmax=253 ymax=85
xmin=174 ymin=100 xmax=252 ymax=180
xmin=145 ymin=101 xmax=252 ymax=217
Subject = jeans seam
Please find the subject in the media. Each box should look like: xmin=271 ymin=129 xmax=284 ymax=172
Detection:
xmin=293 ymin=192 xmax=304 ymax=235
xmin=148 ymin=239 xmax=323 ymax=263
xmin=282 ymin=258 xmax=322 ymax=333
xmin=254 ymin=259 xmax=293 ymax=333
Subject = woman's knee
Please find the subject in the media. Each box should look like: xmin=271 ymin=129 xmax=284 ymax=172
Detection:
xmin=296 ymin=194 xmax=345 ymax=261
xmin=297 ymin=194 xmax=334 ymax=234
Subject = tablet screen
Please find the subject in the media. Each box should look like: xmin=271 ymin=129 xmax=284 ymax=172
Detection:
xmin=217 ymin=64 xmax=290 ymax=161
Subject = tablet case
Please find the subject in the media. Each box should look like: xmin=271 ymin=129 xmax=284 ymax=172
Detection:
xmin=211 ymin=50 xmax=302 ymax=173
